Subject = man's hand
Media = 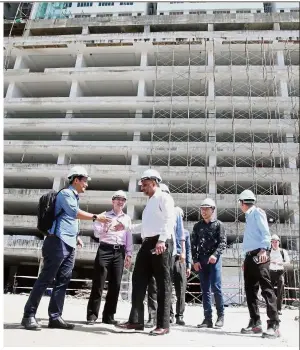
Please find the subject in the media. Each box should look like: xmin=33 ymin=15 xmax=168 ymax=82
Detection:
xmin=179 ymin=252 xmax=186 ymax=264
xmin=76 ymin=236 xmax=84 ymax=248
xmin=110 ymin=220 xmax=125 ymax=232
xmin=124 ymin=255 xmax=132 ymax=269
xmin=97 ymin=212 xmax=111 ymax=224
xmin=193 ymin=262 xmax=201 ymax=271
xmin=155 ymin=241 xmax=166 ymax=255
xmin=257 ymin=249 xmax=268 ymax=263
xmin=186 ymin=268 xmax=191 ymax=278
xmin=208 ymin=255 xmax=217 ymax=264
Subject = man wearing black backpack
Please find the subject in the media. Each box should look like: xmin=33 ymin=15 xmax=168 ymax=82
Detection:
xmin=21 ymin=166 xmax=113 ymax=331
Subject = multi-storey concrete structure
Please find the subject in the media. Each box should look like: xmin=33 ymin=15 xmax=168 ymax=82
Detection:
xmin=4 ymin=9 xmax=299 ymax=303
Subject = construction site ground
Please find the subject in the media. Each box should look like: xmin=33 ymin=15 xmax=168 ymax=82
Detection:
xmin=3 ymin=294 xmax=299 ymax=347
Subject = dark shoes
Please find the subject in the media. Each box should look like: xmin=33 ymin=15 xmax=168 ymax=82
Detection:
xmin=241 ymin=319 xmax=262 ymax=334
xmin=145 ymin=318 xmax=156 ymax=328
xmin=48 ymin=316 xmax=75 ymax=330
xmin=170 ymin=315 xmax=175 ymax=324
xmin=197 ymin=318 xmax=213 ymax=328
xmin=102 ymin=316 xmax=119 ymax=325
xmin=86 ymin=315 xmax=97 ymax=325
xmin=262 ymin=321 xmax=280 ymax=339
xmin=115 ymin=322 xmax=144 ymax=331
xmin=149 ymin=328 xmax=170 ymax=336
xmin=175 ymin=316 xmax=185 ymax=326
xmin=215 ymin=316 xmax=224 ymax=328
xmin=21 ymin=316 xmax=41 ymax=331
xmin=278 ymin=310 xmax=282 ymax=315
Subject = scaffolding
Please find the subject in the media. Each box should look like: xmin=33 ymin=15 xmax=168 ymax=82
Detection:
xmin=149 ymin=38 xmax=299 ymax=305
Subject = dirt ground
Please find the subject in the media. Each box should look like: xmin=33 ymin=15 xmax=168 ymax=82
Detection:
xmin=3 ymin=294 xmax=299 ymax=347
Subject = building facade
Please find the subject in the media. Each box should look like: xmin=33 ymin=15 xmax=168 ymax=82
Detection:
xmin=4 ymin=7 xmax=299 ymax=303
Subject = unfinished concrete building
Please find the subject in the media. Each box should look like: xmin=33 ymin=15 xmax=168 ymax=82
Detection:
xmin=4 ymin=10 xmax=299 ymax=304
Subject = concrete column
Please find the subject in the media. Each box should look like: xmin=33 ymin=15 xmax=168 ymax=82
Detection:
xmin=69 ymin=81 xmax=83 ymax=98
xmin=279 ymin=80 xmax=289 ymax=97
xmin=207 ymin=49 xmax=214 ymax=67
xmin=276 ymin=50 xmax=285 ymax=67
xmin=209 ymin=155 xmax=217 ymax=167
xmin=209 ymin=180 xmax=216 ymax=195
xmin=137 ymin=79 xmax=146 ymax=97
xmin=13 ymin=56 xmax=27 ymax=70
xmin=287 ymin=157 xmax=297 ymax=169
xmin=273 ymin=22 xmax=280 ymax=31
xmin=140 ymin=52 xmax=148 ymax=67
xmin=66 ymin=109 xmax=73 ymax=119
xmin=286 ymin=132 xmax=294 ymax=143
xmin=208 ymin=23 xmax=214 ymax=31
xmin=82 ymin=26 xmax=89 ymax=35
xmin=135 ymin=109 xmax=143 ymax=118
xmin=144 ymin=25 xmax=150 ymax=34
xmin=75 ymin=53 xmax=87 ymax=68
xmin=6 ymin=83 xmax=23 ymax=98
xmin=53 ymin=153 xmax=70 ymax=190
xmin=208 ymin=77 xmax=215 ymax=99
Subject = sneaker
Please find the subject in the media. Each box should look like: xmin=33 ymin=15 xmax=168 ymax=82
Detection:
xmin=145 ymin=318 xmax=155 ymax=328
xmin=262 ymin=322 xmax=280 ymax=339
xmin=197 ymin=318 xmax=213 ymax=328
xmin=241 ymin=319 xmax=262 ymax=334
xmin=170 ymin=315 xmax=175 ymax=324
xmin=278 ymin=310 xmax=282 ymax=315
xmin=215 ymin=316 xmax=224 ymax=328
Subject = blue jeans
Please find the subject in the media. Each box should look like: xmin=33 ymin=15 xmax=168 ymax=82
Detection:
xmin=198 ymin=255 xmax=224 ymax=320
xmin=24 ymin=236 xmax=75 ymax=320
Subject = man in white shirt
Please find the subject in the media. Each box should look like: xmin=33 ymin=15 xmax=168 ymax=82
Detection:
xmin=116 ymin=169 xmax=174 ymax=336
xmin=270 ymin=234 xmax=290 ymax=315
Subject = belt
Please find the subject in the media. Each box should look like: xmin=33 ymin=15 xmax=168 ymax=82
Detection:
xmin=143 ymin=235 xmax=160 ymax=242
xmin=270 ymin=269 xmax=284 ymax=273
xmin=246 ymin=248 xmax=264 ymax=256
xmin=100 ymin=242 xmax=124 ymax=250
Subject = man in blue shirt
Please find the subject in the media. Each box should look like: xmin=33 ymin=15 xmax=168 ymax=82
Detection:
xmin=239 ymin=190 xmax=280 ymax=339
xmin=21 ymin=166 xmax=112 ymax=331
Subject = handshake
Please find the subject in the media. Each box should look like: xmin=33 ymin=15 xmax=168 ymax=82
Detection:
xmin=94 ymin=212 xmax=125 ymax=231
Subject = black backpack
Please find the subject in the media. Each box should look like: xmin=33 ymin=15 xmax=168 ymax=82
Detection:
xmin=37 ymin=189 xmax=64 ymax=235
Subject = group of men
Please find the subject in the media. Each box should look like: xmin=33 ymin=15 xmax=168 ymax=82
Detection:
xmin=20 ymin=166 xmax=288 ymax=339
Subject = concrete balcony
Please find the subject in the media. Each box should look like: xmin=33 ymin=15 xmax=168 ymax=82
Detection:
xmin=4 ymin=66 xmax=299 ymax=84
xmin=4 ymin=214 xmax=299 ymax=237
xmin=4 ymin=117 xmax=298 ymax=134
xmin=4 ymin=96 xmax=299 ymax=112
xmin=4 ymin=163 xmax=300 ymax=183
xmin=3 ymin=189 xmax=299 ymax=209
xmin=4 ymin=140 xmax=299 ymax=158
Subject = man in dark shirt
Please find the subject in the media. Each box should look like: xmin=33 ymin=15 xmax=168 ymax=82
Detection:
xmin=191 ymin=198 xmax=226 ymax=329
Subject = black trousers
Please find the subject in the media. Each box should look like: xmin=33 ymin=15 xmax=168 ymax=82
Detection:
xmin=244 ymin=252 xmax=279 ymax=325
xmin=129 ymin=236 xmax=172 ymax=329
xmin=87 ymin=242 xmax=125 ymax=321
xmin=148 ymin=256 xmax=186 ymax=319
xmin=270 ymin=270 xmax=285 ymax=312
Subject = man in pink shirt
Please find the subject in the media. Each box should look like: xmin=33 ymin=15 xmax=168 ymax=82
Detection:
xmin=86 ymin=190 xmax=132 ymax=325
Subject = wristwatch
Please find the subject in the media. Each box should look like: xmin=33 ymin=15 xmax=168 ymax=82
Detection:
xmin=92 ymin=214 xmax=97 ymax=222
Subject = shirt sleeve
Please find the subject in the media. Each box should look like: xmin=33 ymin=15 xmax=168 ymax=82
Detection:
xmin=191 ymin=224 xmax=198 ymax=262
xmin=130 ymin=223 xmax=142 ymax=234
xmin=283 ymin=249 xmax=290 ymax=264
xmin=125 ymin=218 xmax=133 ymax=257
xmin=255 ymin=209 xmax=271 ymax=249
xmin=158 ymin=194 xmax=175 ymax=242
xmin=212 ymin=221 xmax=227 ymax=257
xmin=59 ymin=190 xmax=79 ymax=218
xmin=185 ymin=231 xmax=192 ymax=268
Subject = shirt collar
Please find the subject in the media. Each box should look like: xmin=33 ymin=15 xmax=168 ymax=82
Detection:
xmin=246 ymin=205 xmax=256 ymax=215
xmin=152 ymin=187 xmax=162 ymax=198
xmin=107 ymin=209 xmax=125 ymax=217
xmin=68 ymin=185 xmax=79 ymax=199
xmin=200 ymin=217 xmax=216 ymax=224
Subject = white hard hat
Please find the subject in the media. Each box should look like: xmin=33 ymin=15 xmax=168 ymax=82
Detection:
xmin=200 ymin=198 xmax=216 ymax=208
xmin=238 ymin=190 xmax=256 ymax=203
xmin=112 ymin=190 xmax=127 ymax=200
xmin=160 ymin=183 xmax=170 ymax=194
xmin=175 ymin=206 xmax=184 ymax=218
xmin=67 ymin=166 xmax=91 ymax=181
xmin=271 ymin=234 xmax=280 ymax=241
xmin=138 ymin=169 xmax=162 ymax=185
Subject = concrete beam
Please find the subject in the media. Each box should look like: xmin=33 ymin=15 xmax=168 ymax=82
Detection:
xmin=4 ymin=140 xmax=299 ymax=157
xmin=4 ymin=96 xmax=299 ymax=112
xmin=4 ymin=164 xmax=299 ymax=183
xmin=4 ymin=118 xmax=297 ymax=134
xmin=4 ymin=189 xmax=299 ymax=209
